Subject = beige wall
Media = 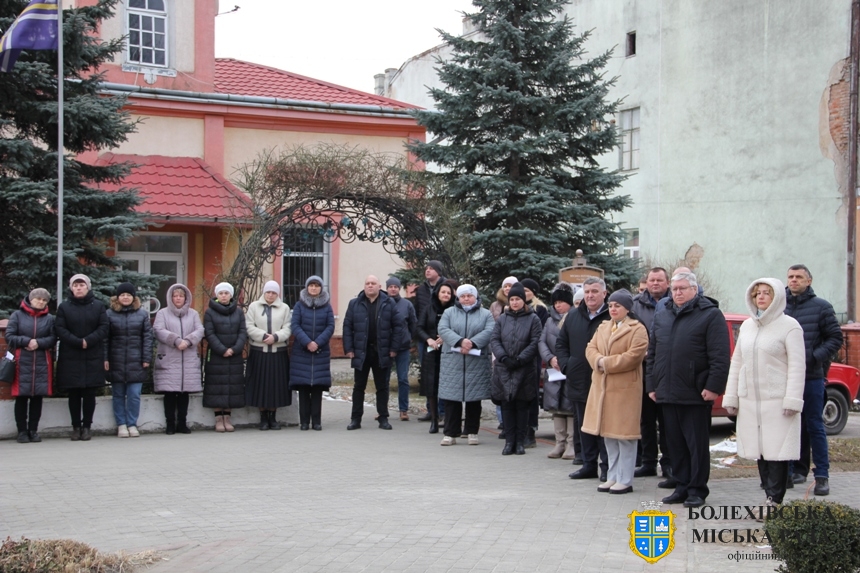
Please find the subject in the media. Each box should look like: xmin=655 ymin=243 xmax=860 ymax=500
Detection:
xmin=115 ymin=115 xmax=204 ymax=158
xmin=334 ymin=241 xmax=405 ymax=335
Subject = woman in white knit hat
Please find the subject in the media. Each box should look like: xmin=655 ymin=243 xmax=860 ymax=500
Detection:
xmin=203 ymin=282 xmax=247 ymax=432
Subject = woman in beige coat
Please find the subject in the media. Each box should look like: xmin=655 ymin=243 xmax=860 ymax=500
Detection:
xmin=583 ymin=289 xmax=648 ymax=494
xmin=723 ymin=278 xmax=805 ymax=506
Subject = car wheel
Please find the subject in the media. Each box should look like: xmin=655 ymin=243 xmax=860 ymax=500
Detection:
xmin=823 ymin=387 xmax=849 ymax=435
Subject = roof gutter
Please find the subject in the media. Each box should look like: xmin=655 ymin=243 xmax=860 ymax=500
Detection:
xmin=98 ymin=82 xmax=419 ymax=119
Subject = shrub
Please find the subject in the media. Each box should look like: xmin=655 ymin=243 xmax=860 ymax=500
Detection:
xmin=765 ymin=499 xmax=860 ymax=573
xmin=0 ymin=537 xmax=161 ymax=573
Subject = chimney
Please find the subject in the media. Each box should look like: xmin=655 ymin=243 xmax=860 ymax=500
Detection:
xmin=374 ymin=73 xmax=386 ymax=96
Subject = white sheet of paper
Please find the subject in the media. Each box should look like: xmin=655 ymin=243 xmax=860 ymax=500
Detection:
xmin=546 ymin=367 xmax=565 ymax=382
xmin=450 ymin=347 xmax=481 ymax=356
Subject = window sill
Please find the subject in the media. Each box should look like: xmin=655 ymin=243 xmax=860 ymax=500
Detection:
xmin=122 ymin=63 xmax=177 ymax=78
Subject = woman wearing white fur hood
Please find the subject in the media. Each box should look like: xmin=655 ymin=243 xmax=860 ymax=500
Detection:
xmin=723 ymin=277 xmax=805 ymax=506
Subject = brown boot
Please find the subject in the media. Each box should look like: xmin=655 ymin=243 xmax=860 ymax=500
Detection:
xmin=547 ymin=442 xmax=566 ymax=458
xmin=548 ymin=415 xmax=567 ymax=458
xmin=223 ymin=413 xmax=234 ymax=432
xmin=562 ymin=416 xmax=576 ymax=459
xmin=215 ymin=414 xmax=226 ymax=433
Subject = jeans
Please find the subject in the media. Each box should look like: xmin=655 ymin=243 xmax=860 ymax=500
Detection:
xmin=796 ymin=378 xmax=830 ymax=478
xmin=391 ymin=349 xmax=411 ymax=412
xmin=112 ymin=382 xmax=143 ymax=427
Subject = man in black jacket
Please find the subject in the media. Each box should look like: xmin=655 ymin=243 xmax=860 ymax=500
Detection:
xmin=343 ymin=275 xmax=405 ymax=431
xmin=555 ymin=277 xmax=610 ymax=481
xmin=784 ymin=264 xmax=843 ymax=496
xmin=645 ymin=271 xmax=729 ymax=508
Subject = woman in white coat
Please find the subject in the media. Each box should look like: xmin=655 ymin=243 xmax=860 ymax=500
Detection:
xmin=723 ymin=278 xmax=805 ymax=507
xmin=245 ymin=280 xmax=292 ymax=431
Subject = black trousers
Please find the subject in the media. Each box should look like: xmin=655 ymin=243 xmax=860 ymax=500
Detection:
xmin=163 ymin=392 xmax=190 ymax=428
xmin=443 ymin=400 xmax=482 ymax=438
xmin=501 ymin=399 xmax=530 ymax=445
xmin=662 ymin=403 xmax=711 ymax=500
xmin=639 ymin=388 xmax=671 ymax=471
xmin=67 ymin=387 xmax=98 ymax=429
xmin=351 ymin=349 xmax=390 ymax=421
xmin=572 ymin=400 xmax=608 ymax=473
xmin=15 ymin=396 xmax=43 ymax=432
xmin=757 ymin=458 xmax=789 ymax=504
xmin=298 ymin=387 xmax=323 ymax=425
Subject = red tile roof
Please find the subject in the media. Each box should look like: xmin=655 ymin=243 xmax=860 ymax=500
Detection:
xmin=95 ymin=154 xmax=253 ymax=225
xmin=214 ymin=58 xmax=419 ymax=110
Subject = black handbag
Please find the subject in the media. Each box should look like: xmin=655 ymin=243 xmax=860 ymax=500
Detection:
xmin=0 ymin=355 xmax=15 ymax=382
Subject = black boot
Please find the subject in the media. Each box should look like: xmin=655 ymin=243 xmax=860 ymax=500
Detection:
xmin=515 ymin=441 xmax=526 ymax=455
xmin=502 ymin=440 xmax=515 ymax=455
xmin=259 ymin=411 xmax=270 ymax=431
xmin=268 ymin=410 xmax=281 ymax=430
xmin=523 ymin=427 xmax=536 ymax=448
xmin=429 ymin=417 xmax=439 ymax=434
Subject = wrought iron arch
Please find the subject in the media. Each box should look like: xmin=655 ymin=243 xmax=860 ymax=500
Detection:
xmin=225 ymin=144 xmax=453 ymax=303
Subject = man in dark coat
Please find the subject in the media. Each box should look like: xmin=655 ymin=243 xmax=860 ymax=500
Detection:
xmin=415 ymin=260 xmax=447 ymax=421
xmin=645 ymin=271 xmax=730 ymax=508
xmin=631 ymin=267 xmax=671 ymax=479
xmin=343 ymin=275 xmax=406 ymax=430
xmin=386 ymin=277 xmax=417 ymax=421
xmin=55 ymin=273 xmax=110 ymax=441
xmin=555 ymin=276 xmax=610 ymax=481
xmin=784 ymin=264 xmax=844 ymax=496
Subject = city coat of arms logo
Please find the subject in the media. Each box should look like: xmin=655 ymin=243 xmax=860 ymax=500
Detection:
xmin=629 ymin=501 xmax=676 ymax=563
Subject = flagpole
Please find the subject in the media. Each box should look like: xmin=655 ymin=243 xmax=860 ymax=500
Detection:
xmin=56 ymin=0 xmax=63 ymax=303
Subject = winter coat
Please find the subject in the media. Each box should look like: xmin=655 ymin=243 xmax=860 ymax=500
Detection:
xmin=724 ymin=278 xmax=806 ymax=461
xmin=539 ymin=306 xmax=574 ymax=414
xmin=5 ymin=298 xmax=55 ymax=397
xmin=632 ymin=289 xmax=668 ymax=332
xmin=342 ymin=291 xmax=404 ymax=370
xmin=415 ymin=277 xmax=447 ymax=328
xmin=438 ymin=298 xmax=494 ymax=402
xmin=489 ymin=289 xmax=507 ymax=321
xmin=783 ymin=286 xmax=843 ymax=380
xmin=105 ymin=297 xmax=153 ymax=384
xmin=582 ymin=316 xmax=649 ymax=439
xmin=528 ymin=298 xmax=550 ymax=327
xmin=555 ymin=300 xmax=610 ymax=403
xmin=416 ymin=296 xmax=454 ymax=397
xmin=391 ymin=294 xmax=417 ymax=352
xmin=152 ymin=284 xmax=204 ymax=393
xmin=55 ymin=290 xmax=109 ymax=390
xmin=490 ymin=305 xmax=543 ymax=403
xmin=289 ymin=288 xmax=335 ymax=389
xmin=203 ymin=298 xmax=248 ymax=408
xmin=245 ymin=294 xmax=291 ymax=353
xmin=645 ymin=294 xmax=730 ymax=405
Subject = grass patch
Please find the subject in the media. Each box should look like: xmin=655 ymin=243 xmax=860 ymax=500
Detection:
xmin=0 ymin=537 xmax=162 ymax=573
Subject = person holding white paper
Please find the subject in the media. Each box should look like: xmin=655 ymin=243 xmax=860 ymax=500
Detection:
xmin=539 ymin=282 xmax=577 ymax=459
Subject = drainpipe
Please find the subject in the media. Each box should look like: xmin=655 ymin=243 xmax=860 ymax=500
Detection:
xmin=848 ymin=0 xmax=860 ymax=322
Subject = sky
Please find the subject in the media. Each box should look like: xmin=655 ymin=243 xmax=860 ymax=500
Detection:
xmin=215 ymin=0 xmax=475 ymax=94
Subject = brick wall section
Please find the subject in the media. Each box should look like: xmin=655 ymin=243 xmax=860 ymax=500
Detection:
xmin=841 ymin=323 xmax=860 ymax=371
xmin=829 ymin=63 xmax=850 ymax=156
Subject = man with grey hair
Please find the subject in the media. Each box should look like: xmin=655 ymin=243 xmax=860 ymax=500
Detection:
xmin=645 ymin=271 xmax=730 ymax=508
xmin=556 ymin=276 xmax=609 ymax=481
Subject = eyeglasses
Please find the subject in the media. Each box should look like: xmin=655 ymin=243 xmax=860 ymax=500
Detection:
xmin=670 ymin=286 xmax=695 ymax=293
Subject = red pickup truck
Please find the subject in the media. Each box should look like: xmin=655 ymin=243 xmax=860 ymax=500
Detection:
xmin=712 ymin=313 xmax=860 ymax=435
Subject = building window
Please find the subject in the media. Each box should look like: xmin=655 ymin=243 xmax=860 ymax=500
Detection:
xmin=282 ymin=227 xmax=330 ymax=305
xmin=626 ymin=32 xmax=636 ymax=57
xmin=622 ymin=228 xmax=639 ymax=259
xmin=127 ymin=0 xmax=167 ymax=67
xmin=117 ymin=232 xmax=186 ymax=312
xmin=619 ymin=107 xmax=640 ymax=171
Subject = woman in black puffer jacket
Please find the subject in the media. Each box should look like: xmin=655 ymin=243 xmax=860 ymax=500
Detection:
xmin=415 ymin=279 xmax=457 ymax=434
xmin=105 ymin=283 xmax=153 ymax=438
xmin=6 ymin=288 xmax=55 ymax=443
xmin=490 ymin=282 xmax=543 ymax=456
xmin=203 ymin=282 xmax=247 ymax=432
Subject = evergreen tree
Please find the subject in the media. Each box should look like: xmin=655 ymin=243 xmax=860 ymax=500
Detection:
xmin=408 ymin=0 xmax=639 ymax=296
xmin=0 ymin=0 xmax=158 ymax=315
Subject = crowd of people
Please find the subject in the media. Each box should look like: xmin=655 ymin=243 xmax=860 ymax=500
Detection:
xmin=4 ymin=260 xmax=842 ymax=510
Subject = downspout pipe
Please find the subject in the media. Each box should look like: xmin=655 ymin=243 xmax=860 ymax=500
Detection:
xmin=848 ymin=0 xmax=859 ymax=322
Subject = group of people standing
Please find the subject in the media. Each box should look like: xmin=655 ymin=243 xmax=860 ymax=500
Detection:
xmin=6 ymin=274 xmax=336 ymax=441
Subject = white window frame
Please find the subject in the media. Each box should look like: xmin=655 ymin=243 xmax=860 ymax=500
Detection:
xmin=117 ymin=232 xmax=187 ymax=313
xmin=619 ymin=108 xmax=640 ymax=171
xmin=621 ymin=228 xmax=640 ymax=259
xmin=126 ymin=0 xmax=169 ymax=69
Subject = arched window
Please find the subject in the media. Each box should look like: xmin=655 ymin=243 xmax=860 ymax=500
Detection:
xmin=127 ymin=0 xmax=167 ymax=67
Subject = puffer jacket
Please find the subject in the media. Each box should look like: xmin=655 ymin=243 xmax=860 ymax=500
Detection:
xmin=289 ymin=288 xmax=335 ymax=389
xmin=582 ymin=315 xmax=649 ymax=439
xmin=105 ymin=296 xmax=153 ymax=384
xmin=415 ymin=276 xmax=447 ymax=327
xmin=783 ymin=286 xmax=843 ymax=380
xmin=724 ymin=278 xmax=806 ymax=460
xmin=55 ymin=290 xmax=109 ymax=390
xmin=203 ymin=297 xmax=248 ymax=408
xmin=245 ymin=294 xmax=291 ymax=353
xmin=539 ymin=306 xmax=574 ymax=414
xmin=391 ymin=294 xmax=417 ymax=352
xmin=490 ymin=305 xmax=543 ymax=403
xmin=438 ymin=298 xmax=494 ymax=402
xmin=416 ymin=296 xmax=455 ymax=396
xmin=5 ymin=298 xmax=55 ymax=397
xmin=645 ymin=294 xmax=730 ymax=404
xmin=555 ymin=300 xmax=610 ymax=402
xmin=152 ymin=284 xmax=204 ymax=393
xmin=342 ymin=290 xmax=404 ymax=370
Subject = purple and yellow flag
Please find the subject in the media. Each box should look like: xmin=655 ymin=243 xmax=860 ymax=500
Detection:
xmin=0 ymin=0 xmax=58 ymax=72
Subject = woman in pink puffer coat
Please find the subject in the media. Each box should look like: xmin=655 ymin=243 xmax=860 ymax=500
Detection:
xmin=153 ymin=283 xmax=204 ymax=434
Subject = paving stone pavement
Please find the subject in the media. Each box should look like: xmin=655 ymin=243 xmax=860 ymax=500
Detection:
xmin=2 ymin=397 xmax=859 ymax=573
